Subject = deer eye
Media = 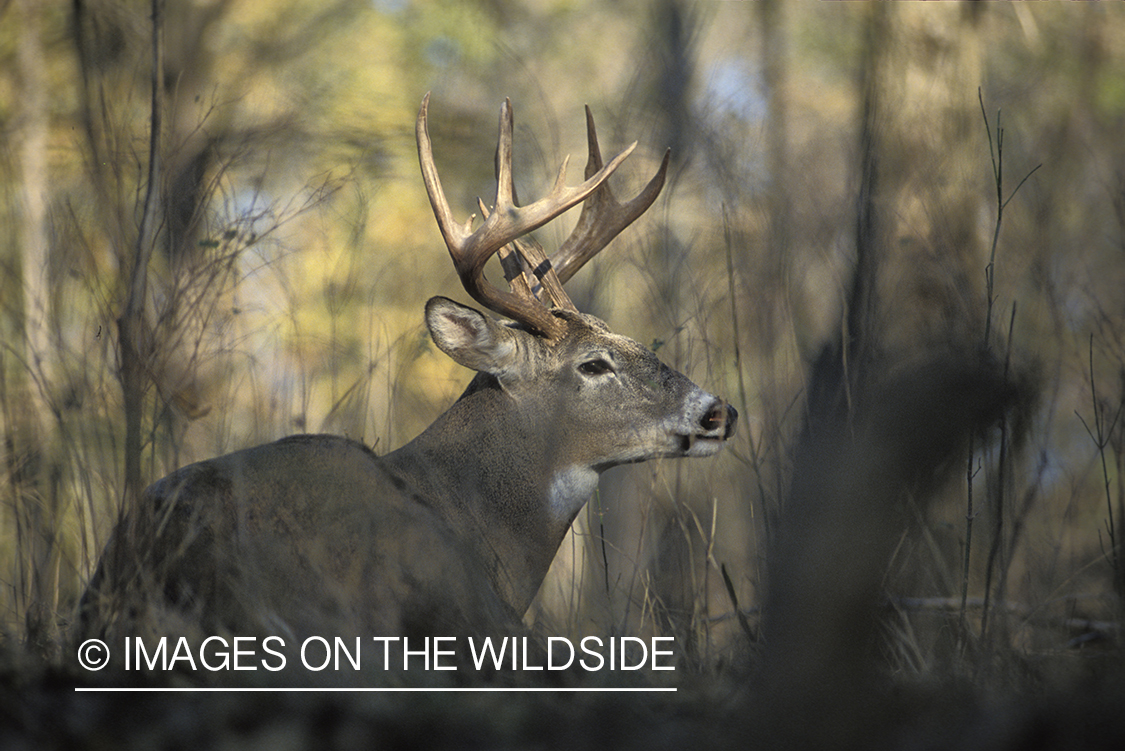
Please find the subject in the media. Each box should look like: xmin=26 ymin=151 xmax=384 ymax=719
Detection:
xmin=578 ymin=358 xmax=614 ymax=377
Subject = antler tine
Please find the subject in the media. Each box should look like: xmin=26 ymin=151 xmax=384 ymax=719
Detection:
xmin=417 ymin=93 xmax=635 ymax=338
xmin=551 ymin=106 xmax=671 ymax=284
xmin=416 ymin=93 xmax=478 ymax=265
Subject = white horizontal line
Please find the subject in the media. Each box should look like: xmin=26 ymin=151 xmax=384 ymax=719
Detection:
xmin=75 ymin=686 xmax=676 ymax=693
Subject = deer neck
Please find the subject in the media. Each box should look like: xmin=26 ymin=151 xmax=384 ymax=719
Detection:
xmin=383 ymin=378 xmax=598 ymax=614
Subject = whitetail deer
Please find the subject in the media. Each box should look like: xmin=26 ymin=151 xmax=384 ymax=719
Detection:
xmin=80 ymin=95 xmax=736 ymax=643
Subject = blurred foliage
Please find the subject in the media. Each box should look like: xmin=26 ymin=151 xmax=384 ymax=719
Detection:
xmin=0 ymin=0 xmax=1123 ymax=676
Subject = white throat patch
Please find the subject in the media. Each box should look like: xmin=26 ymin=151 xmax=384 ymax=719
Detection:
xmin=546 ymin=466 xmax=600 ymax=524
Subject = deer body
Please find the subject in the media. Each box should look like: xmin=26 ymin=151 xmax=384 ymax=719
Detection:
xmin=81 ymin=98 xmax=735 ymax=643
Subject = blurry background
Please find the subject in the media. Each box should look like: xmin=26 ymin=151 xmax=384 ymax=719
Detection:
xmin=1 ymin=0 xmax=1123 ymax=673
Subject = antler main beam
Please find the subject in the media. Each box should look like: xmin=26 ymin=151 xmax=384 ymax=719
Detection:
xmin=416 ymin=93 xmax=668 ymax=339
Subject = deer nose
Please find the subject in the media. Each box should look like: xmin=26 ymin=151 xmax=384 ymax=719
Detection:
xmin=702 ymin=402 xmax=738 ymax=439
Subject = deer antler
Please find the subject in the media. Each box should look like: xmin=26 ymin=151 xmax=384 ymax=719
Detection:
xmin=552 ymin=106 xmax=670 ymax=284
xmin=493 ymin=107 xmax=670 ymax=313
xmin=417 ymin=93 xmax=667 ymax=339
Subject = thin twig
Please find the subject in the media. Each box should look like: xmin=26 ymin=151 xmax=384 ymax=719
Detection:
xmin=118 ymin=0 xmax=164 ymax=512
xmin=1077 ymin=335 xmax=1123 ymax=585
xmin=962 ymin=90 xmax=1037 ymax=652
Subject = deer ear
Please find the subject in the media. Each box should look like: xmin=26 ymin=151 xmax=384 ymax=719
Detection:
xmin=425 ymin=296 xmax=519 ymax=375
